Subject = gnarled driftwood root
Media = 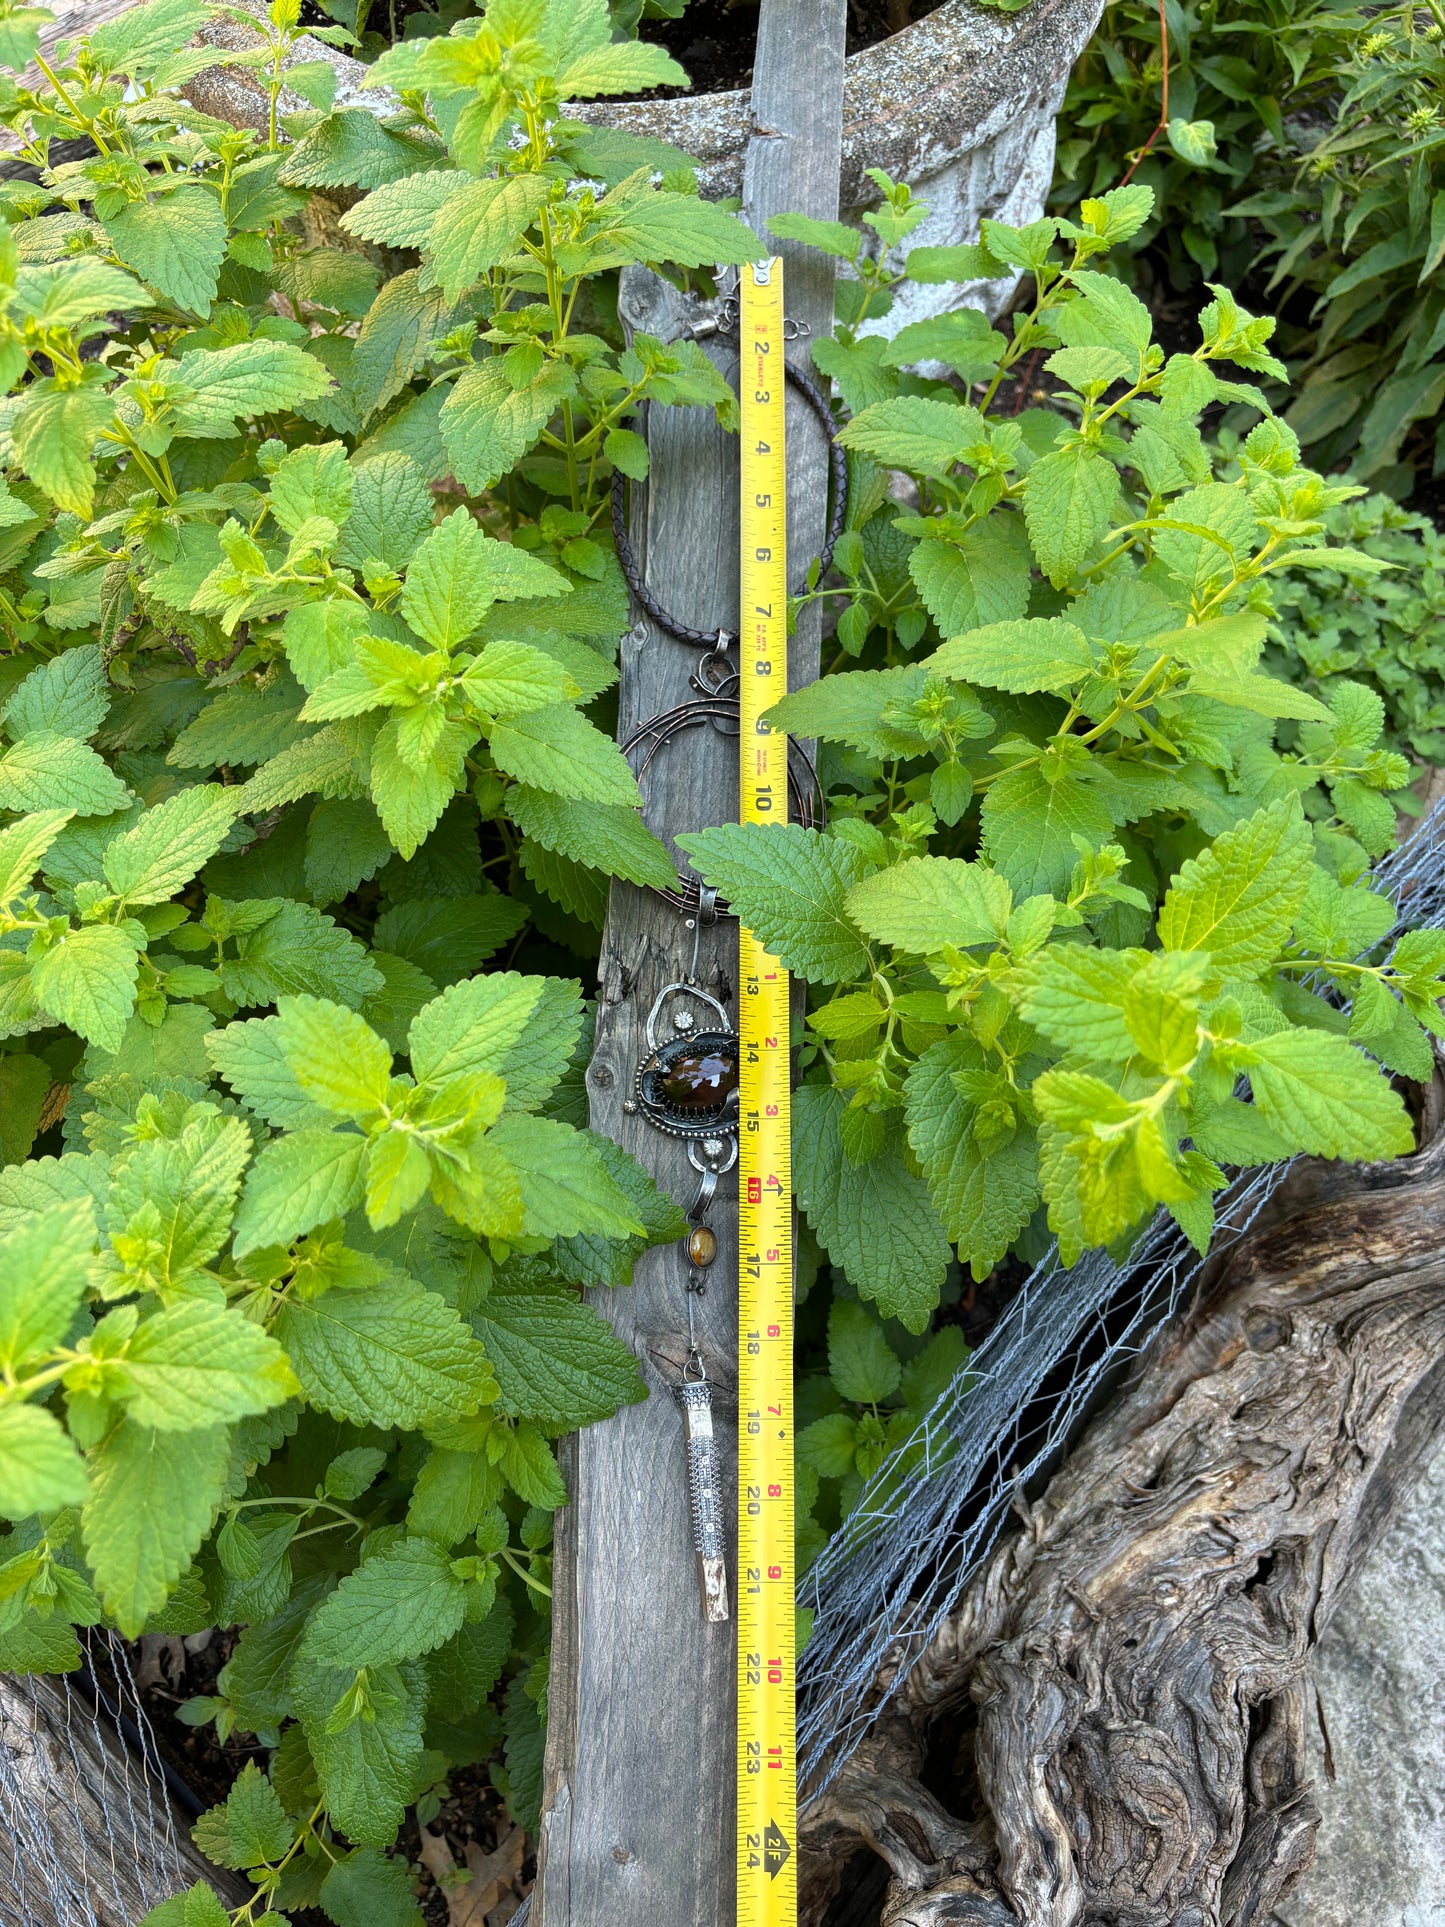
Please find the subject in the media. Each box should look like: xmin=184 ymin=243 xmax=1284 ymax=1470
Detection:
xmin=802 ymin=1100 xmax=1445 ymax=1927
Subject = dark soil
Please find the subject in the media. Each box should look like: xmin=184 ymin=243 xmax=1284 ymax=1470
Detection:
xmin=84 ymin=1626 xmax=263 ymax=1813
xmin=301 ymin=0 xmax=947 ymax=88
xmin=952 ymin=1255 xmax=1033 ymax=1349
xmin=636 ymin=0 xmax=946 ymax=98
xmin=400 ymin=1769 xmax=535 ymax=1925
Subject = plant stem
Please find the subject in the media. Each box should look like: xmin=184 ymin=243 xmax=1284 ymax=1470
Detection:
xmin=35 ymin=55 xmax=110 ymax=155
xmin=500 ymin=1545 xmax=553 ymax=1598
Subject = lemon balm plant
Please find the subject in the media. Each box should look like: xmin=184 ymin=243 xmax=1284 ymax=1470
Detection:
xmin=0 ymin=0 xmax=1438 ymax=1919
xmin=682 ymin=183 xmax=1445 ymax=1359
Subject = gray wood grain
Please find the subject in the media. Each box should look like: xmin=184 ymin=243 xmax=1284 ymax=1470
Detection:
xmin=534 ymin=6 xmax=846 ymax=1922
xmin=0 ymin=1671 xmax=245 ymax=1925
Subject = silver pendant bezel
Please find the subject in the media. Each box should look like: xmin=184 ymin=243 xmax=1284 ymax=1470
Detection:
xmin=631 ymin=980 xmax=741 ymax=1143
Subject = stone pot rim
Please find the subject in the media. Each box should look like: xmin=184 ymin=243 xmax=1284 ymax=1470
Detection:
xmin=190 ymin=0 xmax=1102 ymax=205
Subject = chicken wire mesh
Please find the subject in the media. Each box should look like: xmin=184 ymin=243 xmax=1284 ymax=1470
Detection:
xmin=0 ymin=1630 xmax=196 ymax=1926
xmin=7 ymin=805 xmax=1445 ymax=1927
xmin=794 ymin=792 xmax=1445 ymax=1797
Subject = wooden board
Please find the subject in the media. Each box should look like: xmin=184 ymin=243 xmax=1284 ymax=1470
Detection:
xmin=34 ymin=0 xmax=135 ymax=76
xmin=533 ymin=5 xmax=847 ymax=1923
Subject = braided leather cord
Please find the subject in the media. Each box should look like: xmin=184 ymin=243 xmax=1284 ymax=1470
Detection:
xmin=619 ymin=687 xmax=827 ymax=915
xmin=610 ymin=329 xmax=848 ymax=649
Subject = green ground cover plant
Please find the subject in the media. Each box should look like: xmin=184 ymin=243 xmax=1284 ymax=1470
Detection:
xmin=0 ymin=0 xmax=751 ymax=1918
xmin=1259 ymin=486 xmax=1445 ymax=762
xmin=0 ymin=0 xmax=1439 ymax=1919
xmin=1051 ymin=0 xmax=1445 ymax=489
xmin=1050 ymin=0 xmax=1346 ymax=292
xmin=680 ymin=185 xmax=1445 ymax=1562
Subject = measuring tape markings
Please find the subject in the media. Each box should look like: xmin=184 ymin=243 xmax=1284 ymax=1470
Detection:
xmin=736 ymin=257 xmax=797 ymax=1927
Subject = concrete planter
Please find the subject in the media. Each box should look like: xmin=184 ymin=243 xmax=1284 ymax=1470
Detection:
xmin=187 ymin=0 xmax=1103 ymax=325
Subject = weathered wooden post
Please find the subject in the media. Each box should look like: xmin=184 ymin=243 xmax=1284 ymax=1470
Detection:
xmin=534 ymin=6 xmax=846 ymax=1922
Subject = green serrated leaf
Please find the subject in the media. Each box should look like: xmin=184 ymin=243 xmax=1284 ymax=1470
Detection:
xmin=0 ymin=734 xmax=130 ymax=815
xmin=793 ymin=1083 xmax=951 ymax=1330
xmin=112 ymin=1302 xmax=297 ymax=1430
xmin=232 ymin=1130 xmax=366 ymax=1257
xmin=845 ymin=855 xmax=1011 ymax=953
xmin=107 ymin=1112 xmax=251 ymax=1286
xmin=83 ymin=1420 xmax=230 ymax=1635
xmin=827 ymin=1297 xmax=900 ymax=1404
xmin=318 ymin=1845 xmax=424 ymax=1927
xmin=0 ymin=809 xmax=74 ymax=906
xmin=489 ymin=702 xmax=641 ymax=807
xmin=300 ymin=1535 xmax=468 ymax=1669
xmin=206 ymin=1016 xmax=332 ymax=1130
xmin=338 ymin=454 xmax=437 ymax=576
xmin=191 ymin=1760 xmax=294 ymax=1871
xmin=486 ymin=1113 xmax=644 ymax=1240
xmin=6 ymin=646 xmax=108 ymax=741
xmin=103 ymin=786 xmax=239 ymax=905
xmin=838 ymin=396 xmax=982 ymax=477
xmin=904 ymin=1036 xmax=1039 ymax=1274
xmin=979 ymin=762 xmax=1114 ymax=899
xmin=1021 ymin=444 xmax=1119 ymax=586
xmin=1245 ymin=1027 xmax=1413 ymax=1159
xmin=0 ymin=1403 xmax=89 ymax=1520
xmin=104 ymin=185 xmax=227 ymax=316
xmin=507 ymin=784 xmax=675 ymax=891
xmin=294 ymin=1657 xmax=427 ymax=1847
xmin=441 ymin=360 xmax=575 ymax=494
xmin=221 ymin=899 xmax=383 ymax=1011
xmin=908 ymin=523 xmax=1031 ymax=636
xmin=1158 ymin=803 xmax=1313 ymax=974
xmin=275 ymin=993 xmax=393 ymax=1120
xmin=470 ymin=1268 xmax=646 ymax=1424
xmin=0 ymin=1201 xmax=95 ymax=1372
xmin=677 ymin=824 xmax=875 ymax=984
xmin=407 ymin=970 xmax=544 ymax=1086
xmin=275 ymin=1279 xmax=494 ymax=1427
xmin=12 ymin=382 xmax=114 ymax=518
xmin=373 ymin=893 xmax=527 ymax=986
xmin=31 ymin=924 xmax=140 ymax=1051
xmin=427 ymin=173 xmax=552 ymax=304
xmin=399 ymin=505 xmax=497 ymax=651
xmin=930 ymin=617 xmax=1095 ymax=693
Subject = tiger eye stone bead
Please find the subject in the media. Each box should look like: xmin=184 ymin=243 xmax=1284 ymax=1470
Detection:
xmin=687 ymin=1225 xmax=718 ymax=1268
xmin=656 ymin=1046 xmax=739 ymax=1112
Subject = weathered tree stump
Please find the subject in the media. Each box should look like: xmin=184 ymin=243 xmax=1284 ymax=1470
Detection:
xmin=801 ymin=1076 xmax=1445 ymax=1927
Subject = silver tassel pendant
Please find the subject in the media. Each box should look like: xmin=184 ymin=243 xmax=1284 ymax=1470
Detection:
xmin=676 ymin=1375 xmax=729 ymax=1622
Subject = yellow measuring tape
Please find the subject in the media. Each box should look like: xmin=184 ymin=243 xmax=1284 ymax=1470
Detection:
xmin=736 ymin=256 xmax=797 ymax=1927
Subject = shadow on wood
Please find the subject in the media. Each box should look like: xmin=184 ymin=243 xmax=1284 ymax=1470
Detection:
xmin=801 ymin=1073 xmax=1445 ymax=1927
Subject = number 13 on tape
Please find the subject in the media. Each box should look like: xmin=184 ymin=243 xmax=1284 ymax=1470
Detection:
xmin=737 ymin=256 xmax=796 ymax=1927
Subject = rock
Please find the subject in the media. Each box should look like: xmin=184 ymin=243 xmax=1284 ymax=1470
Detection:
xmin=1275 ymin=1436 xmax=1445 ymax=1927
